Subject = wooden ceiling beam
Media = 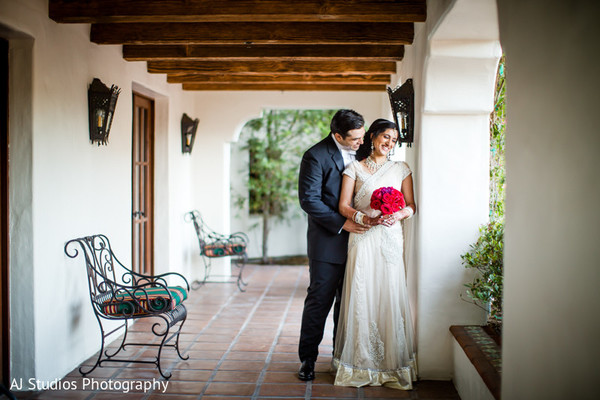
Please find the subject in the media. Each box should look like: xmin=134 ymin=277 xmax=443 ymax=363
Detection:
xmin=148 ymin=60 xmax=397 ymax=75
xmin=167 ymin=74 xmax=392 ymax=85
xmin=123 ymin=44 xmax=404 ymax=62
xmin=91 ymin=22 xmax=414 ymax=45
xmin=181 ymin=83 xmax=388 ymax=91
xmin=50 ymin=0 xmax=426 ymax=23
xmin=49 ymin=1 xmax=425 ymax=91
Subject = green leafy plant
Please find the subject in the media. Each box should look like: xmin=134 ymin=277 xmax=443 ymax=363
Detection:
xmin=461 ymin=221 xmax=504 ymax=328
xmin=461 ymin=56 xmax=505 ymax=331
xmin=236 ymin=109 xmax=335 ymax=263
xmin=490 ymin=55 xmax=506 ymax=221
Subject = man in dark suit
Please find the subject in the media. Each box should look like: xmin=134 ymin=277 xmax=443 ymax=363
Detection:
xmin=297 ymin=109 xmax=370 ymax=381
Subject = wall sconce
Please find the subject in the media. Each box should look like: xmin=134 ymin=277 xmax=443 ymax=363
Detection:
xmin=88 ymin=78 xmax=120 ymax=145
xmin=181 ymin=113 xmax=199 ymax=154
xmin=387 ymin=78 xmax=414 ymax=147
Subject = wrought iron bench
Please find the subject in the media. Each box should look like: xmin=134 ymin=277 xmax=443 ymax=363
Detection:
xmin=185 ymin=210 xmax=249 ymax=291
xmin=64 ymin=234 xmax=189 ymax=379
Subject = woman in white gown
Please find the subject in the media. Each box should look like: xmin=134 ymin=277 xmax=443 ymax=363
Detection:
xmin=333 ymin=119 xmax=417 ymax=390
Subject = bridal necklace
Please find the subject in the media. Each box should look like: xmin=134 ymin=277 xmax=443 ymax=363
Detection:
xmin=365 ymin=155 xmax=387 ymax=173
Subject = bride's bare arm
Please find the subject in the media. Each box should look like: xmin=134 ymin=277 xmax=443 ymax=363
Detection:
xmin=338 ymin=175 xmax=369 ymax=233
xmin=401 ymin=174 xmax=416 ymax=217
xmin=339 ymin=175 xmax=382 ymax=227
xmin=382 ymin=174 xmax=416 ymax=226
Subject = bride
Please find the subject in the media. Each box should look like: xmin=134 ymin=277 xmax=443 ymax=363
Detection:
xmin=332 ymin=118 xmax=417 ymax=390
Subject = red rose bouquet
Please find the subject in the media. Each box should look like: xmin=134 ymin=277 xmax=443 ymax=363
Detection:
xmin=370 ymin=186 xmax=405 ymax=215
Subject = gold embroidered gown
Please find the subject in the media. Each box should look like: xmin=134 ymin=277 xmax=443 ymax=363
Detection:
xmin=333 ymin=160 xmax=417 ymax=390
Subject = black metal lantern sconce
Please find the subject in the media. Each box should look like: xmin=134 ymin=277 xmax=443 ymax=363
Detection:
xmin=88 ymin=78 xmax=120 ymax=145
xmin=387 ymin=78 xmax=414 ymax=147
xmin=181 ymin=113 xmax=199 ymax=154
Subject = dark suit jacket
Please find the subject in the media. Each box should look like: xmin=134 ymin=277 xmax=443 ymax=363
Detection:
xmin=298 ymin=134 xmax=349 ymax=264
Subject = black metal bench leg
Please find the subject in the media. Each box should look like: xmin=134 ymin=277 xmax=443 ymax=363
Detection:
xmin=174 ymin=316 xmax=189 ymax=361
xmin=234 ymin=253 xmax=248 ymax=292
xmin=191 ymin=255 xmax=211 ymax=290
xmin=153 ymin=317 xmax=173 ymax=380
xmin=80 ymin=314 xmax=107 ymax=377
xmin=105 ymin=321 xmax=128 ymax=358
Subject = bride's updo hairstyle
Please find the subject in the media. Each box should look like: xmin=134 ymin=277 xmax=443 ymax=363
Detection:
xmin=355 ymin=118 xmax=398 ymax=161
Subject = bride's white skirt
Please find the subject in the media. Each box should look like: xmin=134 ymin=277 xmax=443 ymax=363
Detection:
xmin=333 ymin=357 xmax=417 ymax=390
xmin=333 ymin=224 xmax=417 ymax=390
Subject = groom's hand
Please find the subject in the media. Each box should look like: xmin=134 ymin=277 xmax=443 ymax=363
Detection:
xmin=342 ymin=219 xmax=370 ymax=234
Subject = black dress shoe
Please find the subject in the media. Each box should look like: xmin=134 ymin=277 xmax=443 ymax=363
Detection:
xmin=298 ymin=359 xmax=316 ymax=381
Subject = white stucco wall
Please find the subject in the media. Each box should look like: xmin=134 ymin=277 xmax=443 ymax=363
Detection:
xmin=1 ymin=25 xmax=35 ymax=382
xmin=498 ymin=1 xmax=600 ymax=398
xmin=1 ymin=0 xmax=201 ymax=382
xmin=452 ymin=340 xmax=495 ymax=400
xmin=398 ymin=0 xmax=501 ymax=379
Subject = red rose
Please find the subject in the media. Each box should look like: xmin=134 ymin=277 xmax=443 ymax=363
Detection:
xmin=382 ymin=193 xmax=394 ymax=203
xmin=381 ymin=203 xmax=394 ymax=215
xmin=396 ymin=194 xmax=406 ymax=209
xmin=371 ymin=199 xmax=382 ymax=210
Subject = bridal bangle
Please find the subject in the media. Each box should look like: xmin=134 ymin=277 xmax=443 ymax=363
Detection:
xmin=353 ymin=211 xmax=366 ymax=226
xmin=402 ymin=206 xmax=414 ymax=219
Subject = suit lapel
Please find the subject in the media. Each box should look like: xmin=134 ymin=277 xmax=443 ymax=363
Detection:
xmin=326 ymin=135 xmax=345 ymax=172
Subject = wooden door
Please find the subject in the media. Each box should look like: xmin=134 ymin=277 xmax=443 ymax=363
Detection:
xmin=132 ymin=93 xmax=154 ymax=276
xmin=0 ymin=37 xmax=9 ymax=386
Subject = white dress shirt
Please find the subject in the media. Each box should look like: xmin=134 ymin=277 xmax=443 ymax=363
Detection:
xmin=331 ymin=134 xmax=356 ymax=167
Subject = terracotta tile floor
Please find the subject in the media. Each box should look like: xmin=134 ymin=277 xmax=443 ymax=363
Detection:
xmin=14 ymin=265 xmax=460 ymax=399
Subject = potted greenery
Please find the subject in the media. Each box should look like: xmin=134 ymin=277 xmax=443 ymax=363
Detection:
xmin=461 ymin=220 xmax=504 ymax=337
xmin=459 ymin=56 xmax=505 ymax=339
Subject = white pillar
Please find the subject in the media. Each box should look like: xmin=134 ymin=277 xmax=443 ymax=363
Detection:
xmin=498 ymin=1 xmax=600 ymax=398
xmin=411 ymin=0 xmax=501 ymax=378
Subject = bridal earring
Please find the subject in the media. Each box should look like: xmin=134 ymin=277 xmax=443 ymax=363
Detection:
xmin=370 ymin=142 xmax=374 ymax=153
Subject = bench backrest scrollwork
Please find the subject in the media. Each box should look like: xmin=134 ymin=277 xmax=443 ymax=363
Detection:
xmin=184 ymin=210 xmax=208 ymax=252
xmin=65 ymin=235 xmax=121 ymax=308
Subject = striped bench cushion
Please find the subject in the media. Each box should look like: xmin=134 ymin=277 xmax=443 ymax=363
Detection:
xmin=203 ymin=243 xmax=246 ymax=257
xmin=100 ymin=286 xmax=188 ymax=317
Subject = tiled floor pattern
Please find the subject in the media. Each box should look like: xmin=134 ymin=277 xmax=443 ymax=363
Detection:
xmin=13 ymin=265 xmax=460 ymax=399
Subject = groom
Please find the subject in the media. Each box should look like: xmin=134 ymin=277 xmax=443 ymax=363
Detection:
xmin=297 ymin=109 xmax=369 ymax=381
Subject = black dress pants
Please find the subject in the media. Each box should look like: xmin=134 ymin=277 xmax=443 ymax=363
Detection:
xmin=298 ymin=259 xmax=346 ymax=362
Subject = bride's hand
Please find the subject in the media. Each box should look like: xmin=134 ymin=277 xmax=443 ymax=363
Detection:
xmin=382 ymin=212 xmax=402 ymax=227
xmin=382 ymin=208 xmax=413 ymax=226
xmin=364 ymin=215 xmax=385 ymax=227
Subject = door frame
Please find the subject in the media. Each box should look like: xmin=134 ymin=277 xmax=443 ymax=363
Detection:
xmin=131 ymin=92 xmax=155 ymax=276
xmin=1 ymin=36 xmax=10 ymax=386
